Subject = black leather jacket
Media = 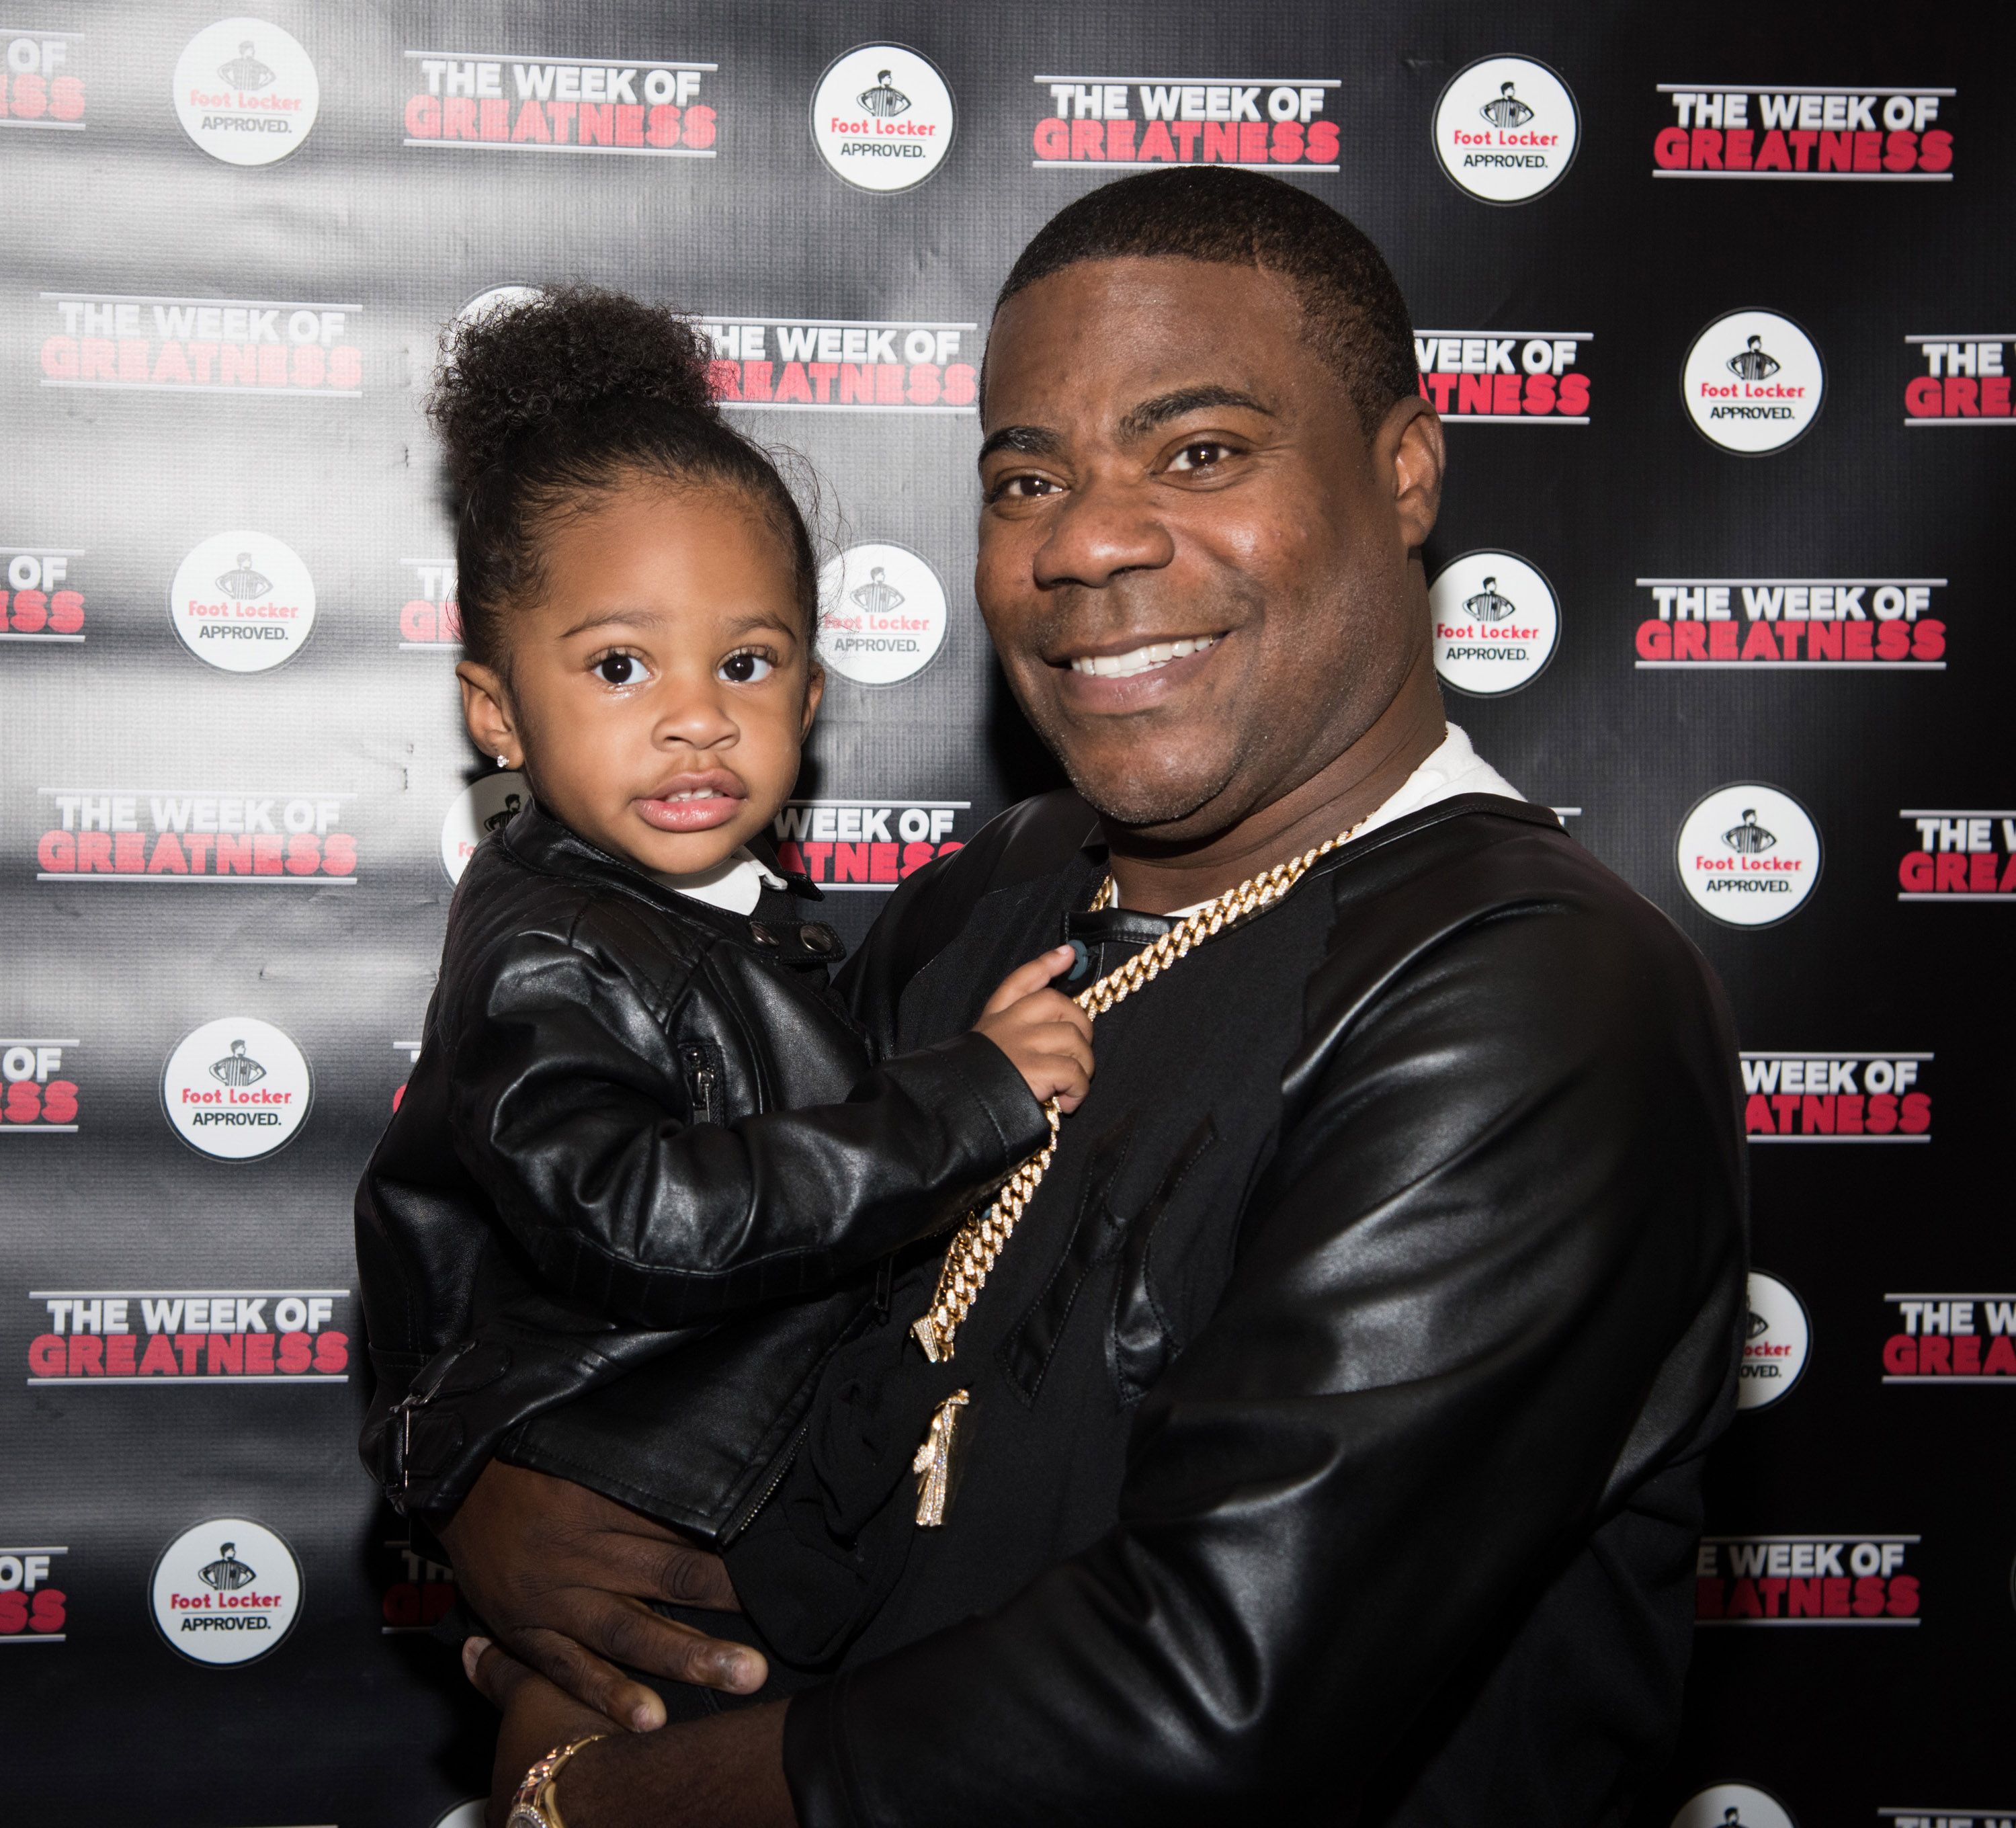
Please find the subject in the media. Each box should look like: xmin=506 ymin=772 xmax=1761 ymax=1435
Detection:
xmin=778 ymin=790 xmax=1748 ymax=1826
xmin=354 ymin=802 xmax=1046 ymax=1535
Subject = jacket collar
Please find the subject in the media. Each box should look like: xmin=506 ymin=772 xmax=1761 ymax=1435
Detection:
xmin=1076 ymin=791 xmax=1548 ymax=880
xmin=494 ymin=798 xmax=841 ymax=964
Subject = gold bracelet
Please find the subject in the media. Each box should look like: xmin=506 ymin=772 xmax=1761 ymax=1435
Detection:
xmin=506 ymin=1733 xmax=609 ymax=1828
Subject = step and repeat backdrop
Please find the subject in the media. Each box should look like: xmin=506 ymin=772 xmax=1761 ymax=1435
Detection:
xmin=1 ymin=3 xmax=2006 ymax=1822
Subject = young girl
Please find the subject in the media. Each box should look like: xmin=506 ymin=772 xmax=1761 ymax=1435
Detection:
xmin=356 ymin=288 xmax=1089 ymax=1556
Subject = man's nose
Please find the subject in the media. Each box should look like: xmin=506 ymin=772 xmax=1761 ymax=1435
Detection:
xmin=1032 ymin=473 xmax=1175 ymax=591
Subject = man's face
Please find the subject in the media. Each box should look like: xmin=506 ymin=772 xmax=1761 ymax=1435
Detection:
xmin=976 ymin=256 xmax=1439 ymax=836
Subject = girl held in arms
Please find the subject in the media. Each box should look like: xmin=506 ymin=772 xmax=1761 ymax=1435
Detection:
xmin=355 ymin=288 xmax=1087 ymax=1715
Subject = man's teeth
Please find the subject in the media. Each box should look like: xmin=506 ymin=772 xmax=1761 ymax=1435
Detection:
xmin=1068 ymin=636 xmax=1216 ymax=679
xmin=662 ymin=788 xmax=723 ymax=802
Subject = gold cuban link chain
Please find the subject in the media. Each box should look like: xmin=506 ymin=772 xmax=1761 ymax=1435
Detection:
xmin=908 ymin=814 xmax=1368 ymax=1525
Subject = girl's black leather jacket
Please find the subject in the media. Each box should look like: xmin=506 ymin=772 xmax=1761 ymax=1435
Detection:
xmin=354 ymin=800 xmax=1046 ymax=1535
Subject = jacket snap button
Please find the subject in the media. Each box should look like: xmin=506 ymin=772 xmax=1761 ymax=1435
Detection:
xmin=800 ymin=923 xmax=838 ymax=952
xmin=749 ymin=923 xmax=780 ymax=947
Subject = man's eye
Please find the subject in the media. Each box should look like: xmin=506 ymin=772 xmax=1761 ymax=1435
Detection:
xmin=718 ymin=650 xmax=775 ymax=683
xmin=595 ymin=653 xmax=640 ymax=686
xmin=1168 ymin=441 xmax=1234 ymax=472
xmin=993 ymin=474 xmax=1060 ymax=501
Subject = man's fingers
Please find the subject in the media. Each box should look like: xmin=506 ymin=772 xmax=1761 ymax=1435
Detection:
xmin=982 ymin=946 xmax=1077 ymax=1015
xmin=580 ymin=1528 xmax=742 ymax=1612
xmin=501 ymin=1622 xmax=675 ymax=1731
xmin=641 ymin=1535 xmax=743 ymax=1611
xmin=464 ymin=1635 xmax=532 ymax=1710
xmin=588 ymin=1595 xmax=771 ymax=1694
xmin=505 ymin=1593 xmax=767 ymax=1718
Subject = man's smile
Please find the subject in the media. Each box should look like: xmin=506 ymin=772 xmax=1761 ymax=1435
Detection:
xmin=1063 ymin=633 xmax=1220 ymax=679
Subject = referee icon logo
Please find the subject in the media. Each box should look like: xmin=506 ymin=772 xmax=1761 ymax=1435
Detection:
xmin=1725 ymin=335 xmax=1781 ymax=382
xmin=1478 ymin=81 xmax=1533 ymax=129
xmin=216 ymin=552 xmax=272 ymax=600
xmin=210 ymin=1039 xmax=268 ymax=1087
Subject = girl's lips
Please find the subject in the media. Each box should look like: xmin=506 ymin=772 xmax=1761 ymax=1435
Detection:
xmin=635 ymin=773 xmax=747 ymax=833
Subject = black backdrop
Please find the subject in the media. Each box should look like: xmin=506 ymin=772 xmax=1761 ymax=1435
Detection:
xmin=2 ymin=5 xmax=2007 ymax=1823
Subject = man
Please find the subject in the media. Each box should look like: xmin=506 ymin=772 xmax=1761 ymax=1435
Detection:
xmin=445 ymin=168 xmax=1745 ymax=1825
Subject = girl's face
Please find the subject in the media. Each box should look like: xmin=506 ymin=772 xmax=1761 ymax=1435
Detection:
xmin=458 ymin=478 xmax=822 ymax=879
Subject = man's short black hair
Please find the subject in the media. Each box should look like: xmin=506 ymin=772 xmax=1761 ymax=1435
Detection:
xmin=994 ymin=167 xmax=1419 ymax=438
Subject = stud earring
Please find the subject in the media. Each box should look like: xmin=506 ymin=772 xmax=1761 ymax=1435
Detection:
xmin=496 ymin=754 xmax=510 ymax=770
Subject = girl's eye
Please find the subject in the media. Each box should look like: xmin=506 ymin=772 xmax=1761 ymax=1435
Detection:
xmin=595 ymin=653 xmax=640 ymax=686
xmin=1168 ymin=440 xmax=1234 ymax=472
xmin=718 ymin=649 xmax=775 ymax=684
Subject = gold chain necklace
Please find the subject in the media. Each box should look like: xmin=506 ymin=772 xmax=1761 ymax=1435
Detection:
xmin=909 ymin=813 xmax=1367 ymax=1525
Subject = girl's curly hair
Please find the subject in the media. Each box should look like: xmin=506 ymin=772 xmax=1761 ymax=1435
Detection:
xmin=427 ymin=286 xmax=818 ymax=668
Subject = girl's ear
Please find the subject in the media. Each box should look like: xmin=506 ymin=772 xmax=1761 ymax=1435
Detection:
xmin=800 ymin=659 xmax=825 ymax=740
xmin=457 ymin=661 xmax=520 ymax=768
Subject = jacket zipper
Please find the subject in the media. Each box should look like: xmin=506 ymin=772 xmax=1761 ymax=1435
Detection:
xmin=678 ymin=1034 xmax=788 ymax=1539
xmin=720 ymin=1421 xmax=807 ymax=1544
xmin=679 ymin=1045 xmax=718 ymax=1125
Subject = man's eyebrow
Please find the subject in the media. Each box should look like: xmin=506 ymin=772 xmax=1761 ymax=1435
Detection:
xmin=976 ymin=423 xmax=1062 ymax=466
xmin=974 ymin=389 xmax=1273 ymax=466
xmin=1116 ymin=386 xmax=1275 ymax=444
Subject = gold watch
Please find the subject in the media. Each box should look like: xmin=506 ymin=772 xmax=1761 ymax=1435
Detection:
xmin=505 ymin=1733 xmax=608 ymax=1828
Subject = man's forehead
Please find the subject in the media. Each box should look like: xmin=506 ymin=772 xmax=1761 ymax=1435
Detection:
xmin=982 ymin=256 xmax=1326 ymax=428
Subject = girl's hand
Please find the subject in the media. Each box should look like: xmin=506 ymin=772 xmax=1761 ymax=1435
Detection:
xmin=972 ymin=946 xmax=1095 ymax=1113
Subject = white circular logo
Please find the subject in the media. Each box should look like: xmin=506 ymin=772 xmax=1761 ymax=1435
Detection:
xmin=1433 ymin=56 xmax=1578 ymax=203
xmin=1429 ymin=550 xmax=1560 ymax=696
xmin=170 ymin=530 xmax=316 ymax=674
xmin=1676 ymin=784 xmax=1822 ymax=928
xmin=810 ymin=44 xmax=955 ymax=192
xmin=816 ymin=542 xmax=949 ymax=685
xmin=151 ymin=1518 xmax=302 ymax=1665
xmin=1671 ymin=1783 xmax=1796 ymax=1828
xmin=163 ymin=1015 xmax=312 ymax=1161
xmin=173 ymin=17 xmax=319 ymax=167
xmin=442 ymin=772 xmax=530 ymax=884
xmin=1682 ymin=310 xmax=1824 ymax=455
xmin=458 ymin=284 xmax=542 ymax=327
xmin=1740 ymin=1272 xmax=1812 ymax=1411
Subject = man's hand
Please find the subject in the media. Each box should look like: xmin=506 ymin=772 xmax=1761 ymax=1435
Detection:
xmin=466 ymin=1636 xmax=614 ymax=1828
xmin=973 ymin=946 xmax=1095 ymax=1112
xmin=467 ymin=1636 xmax=796 ymax=1828
xmin=438 ymin=1458 xmax=766 ymax=1731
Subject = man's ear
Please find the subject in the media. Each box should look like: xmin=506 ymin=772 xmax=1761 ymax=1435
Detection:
xmin=457 ymin=661 xmax=519 ymax=768
xmin=1383 ymin=397 xmax=1445 ymax=554
xmin=800 ymin=660 xmax=826 ymax=741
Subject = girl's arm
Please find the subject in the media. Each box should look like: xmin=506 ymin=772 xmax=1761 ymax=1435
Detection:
xmin=448 ymin=934 xmax=1053 ymax=1330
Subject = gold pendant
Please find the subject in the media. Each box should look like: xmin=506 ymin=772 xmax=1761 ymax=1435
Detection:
xmin=912 ymin=1388 xmax=969 ymax=1527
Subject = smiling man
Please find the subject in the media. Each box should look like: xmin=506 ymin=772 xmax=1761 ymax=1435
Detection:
xmin=453 ymin=169 xmax=1746 ymax=1827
